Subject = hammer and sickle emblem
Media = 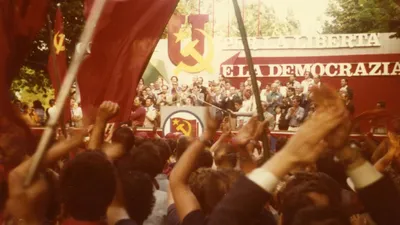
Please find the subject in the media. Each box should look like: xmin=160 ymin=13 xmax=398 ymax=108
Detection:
xmin=53 ymin=31 xmax=66 ymax=54
xmin=174 ymin=29 xmax=214 ymax=75
xmin=175 ymin=120 xmax=192 ymax=136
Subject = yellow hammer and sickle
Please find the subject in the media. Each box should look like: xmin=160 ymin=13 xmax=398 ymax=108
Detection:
xmin=174 ymin=29 xmax=214 ymax=75
xmin=54 ymin=31 xmax=66 ymax=55
xmin=175 ymin=120 xmax=192 ymax=136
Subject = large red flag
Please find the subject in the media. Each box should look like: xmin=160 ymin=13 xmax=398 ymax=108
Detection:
xmin=77 ymin=0 xmax=179 ymax=122
xmin=48 ymin=6 xmax=71 ymax=123
xmin=0 ymin=0 xmax=49 ymax=155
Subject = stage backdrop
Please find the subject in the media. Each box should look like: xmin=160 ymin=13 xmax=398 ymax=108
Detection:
xmin=149 ymin=13 xmax=400 ymax=116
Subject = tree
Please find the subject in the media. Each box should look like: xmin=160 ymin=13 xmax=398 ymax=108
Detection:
xmin=323 ymin=0 xmax=400 ymax=36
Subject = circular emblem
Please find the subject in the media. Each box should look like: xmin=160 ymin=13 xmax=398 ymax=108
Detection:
xmin=162 ymin=110 xmax=204 ymax=137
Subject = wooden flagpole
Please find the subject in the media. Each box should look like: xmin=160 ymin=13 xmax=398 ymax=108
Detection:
xmin=24 ymin=0 xmax=107 ymax=187
xmin=231 ymin=0 xmax=270 ymax=160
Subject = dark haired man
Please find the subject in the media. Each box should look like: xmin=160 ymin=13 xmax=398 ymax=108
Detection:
xmin=131 ymin=96 xmax=146 ymax=127
xmin=60 ymin=151 xmax=116 ymax=224
xmin=285 ymin=97 xmax=305 ymax=132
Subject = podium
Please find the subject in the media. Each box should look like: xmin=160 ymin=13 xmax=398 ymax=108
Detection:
xmin=161 ymin=106 xmax=217 ymax=137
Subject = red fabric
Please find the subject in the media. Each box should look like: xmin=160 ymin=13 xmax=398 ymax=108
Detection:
xmin=0 ymin=0 xmax=49 ymax=154
xmin=48 ymin=7 xmax=71 ymax=123
xmin=130 ymin=106 xmax=146 ymax=126
xmin=77 ymin=0 xmax=179 ymax=122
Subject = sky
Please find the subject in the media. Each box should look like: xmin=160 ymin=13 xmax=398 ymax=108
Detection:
xmin=213 ymin=0 xmax=330 ymax=35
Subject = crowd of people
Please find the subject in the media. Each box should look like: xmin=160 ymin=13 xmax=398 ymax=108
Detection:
xmin=14 ymin=71 xmax=358 ymax=132
xmin=132 ymin=72 xmax=355 ymax=130
xmin=1 ymin=85 xmax=400 ymax=225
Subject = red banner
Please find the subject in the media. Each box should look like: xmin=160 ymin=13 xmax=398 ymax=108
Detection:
xmin=48 ymin=7 xmax=70 ymax=122
xmin=78 ymin=0 xmax=179 ymax=123
xmin=221 ymin=54 xmax=400 ymax=115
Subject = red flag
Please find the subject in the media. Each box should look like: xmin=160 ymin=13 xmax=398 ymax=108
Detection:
xmin=77 ymin=0 xmax=179 ymax=122
xmin=170 ymin=117 xmax=199 ymax=137
xmin=47 ymin=7 xmax=71 ymax=123
xmin=0 ymin=0 xmax=49 ymax=155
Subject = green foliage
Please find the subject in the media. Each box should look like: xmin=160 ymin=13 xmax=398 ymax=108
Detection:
xmin=323 ymin=0 xmax=400 ymax=36
xmin=11 ymin=67 xmax=54 ymax=108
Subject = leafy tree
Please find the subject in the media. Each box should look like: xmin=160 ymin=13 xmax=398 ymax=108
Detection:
xmin=323 ymin=0 xmax=400 ymax=36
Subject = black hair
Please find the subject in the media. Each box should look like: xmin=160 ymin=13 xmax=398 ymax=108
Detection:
xmin=233 ymin=98 xmax=243 ymax=105
xmin=60 ymin=151 xmax=116 ymax=221
xmin=112 ymin=127 xmax=135 ymax=152
xmin=127 ymin=142 xmax=163 ymax=178
xmin=291 ymin=206 xmax=351 ymax=225
xmin=176 ymin=136 xmax=191 ymax=160
xmin=189 ymin=168 xmax=236 ymax=215
xmin=214 ymin=143 xmax=237 ymax=169
xmin=196 ymin=150 xmax=214 ymax=169
xmin=152 ymin=138 xmax=172 ymax=166
xmin=118 ymin=170 xmax=155 ymax=225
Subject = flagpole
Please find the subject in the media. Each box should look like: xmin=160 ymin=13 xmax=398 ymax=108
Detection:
xmin=231 ymin=0 xmax=270 ymax=160
xmin=47 ymin=7 xmax=67 ymax=139
xmin=24 ymin=0 xmax=107 ymax=187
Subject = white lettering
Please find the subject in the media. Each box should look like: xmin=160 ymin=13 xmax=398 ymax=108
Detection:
xmin=327 ymin=35 xmax=340 ymax=48
xmin=339 ymin=63 xmax=352 ymax=76
xmin=269 ymin=65 xmax=282 ymax=76
xmin=356 ymin=34 xmax=368 ymax=47
xmin=222 ymin=65 xmax=233 ymax=76
xmin=282 ymin=64 xmax=295 ymax=75
xmin=326 ymin=63 xmax=339 ymax=77
xmin=277 ymin=36 xmax=287 ymax=48
xmin=367 ymin=33 xmax=380 ymax=47
xmin=354 ymin=63 xmax=368 ymax=76
xmin=341 ymin=35 xmax=354 ymax=48
xmin=382 ymin=62 xmax=390 ymax=75
xmin=316 ymin=36 xmax=326 ymax=48
xmin=391 ymin=62 xmax=400 ymax=75
xmin=295 ymin=64 xmax=311 ymax=76
xmin=238 ymin=65 xmax=248 ymax=76
xmin=311 ymin=63 xmax=325 ymax=76
xmin=368 ymin=63 xmax=382 ymax=76
xmin=254 ymin=65 xmax=264 ymax=76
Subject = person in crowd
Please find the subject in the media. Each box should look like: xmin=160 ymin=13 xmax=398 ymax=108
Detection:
xmin=131 ymin=97 xmax=146 ymax=127
xmin=262 ymin=101 xmax=275 ymax=131
xmin=313 ymin=75 xmax=322 ymax=88
xmin=70 ymin=99 xmax=83 ymax=128
xmin=32 ymin=100 xmax=45 ymax=126
xmin=285 ymin=97 xmax=305 ymax=132
xmin=341 ymin=92 xmax=355 ymax=116
xmin=144 ymin=98 xmax=157 ymax=128
xmin=301 ymin=71 xmax=314 ymax=94
xmin=340 ymin=78 xmax=353 ymax=100
xmin=46 ymin=99 xmax=56 ymax=123
xmin=21 ymin=103 xmax=37 ymax=126
xmin=266 ymin=83 xmax=283 ymax=114
xmin=260 ymin=84 xmax=271 ymax=102
xmin=289 ymin=74 xmax=300 ymax=88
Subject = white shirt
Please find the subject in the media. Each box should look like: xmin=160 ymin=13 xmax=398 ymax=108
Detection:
xmin=144 ymin=105 xmax=157 ymax=128
xmin=301 ymin=78 xmax=314 ymax=94
xmin=48 ymin=106 xmax=57 ymax=120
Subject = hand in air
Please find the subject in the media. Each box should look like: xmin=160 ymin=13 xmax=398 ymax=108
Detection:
xmin=97 ymin=101 xmax=120 ymax=122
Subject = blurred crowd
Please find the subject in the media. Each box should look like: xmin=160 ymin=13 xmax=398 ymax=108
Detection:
xmin=132 ymin=71 xmax=355 ymax=130
xmin=1 ymin=85 xmax=400 ymax=225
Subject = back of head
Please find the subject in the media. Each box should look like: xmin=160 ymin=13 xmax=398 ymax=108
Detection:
xmin=290 ymin=206 xmax=350 ymax=225
xmin=214 ymin=143 xmax=237 ymax=169
xmin=195 ymin=150 xmax=214 ymax=169
xmin=152 ymin=138 xmax=172 ymax=166
xmin=60 ymin=151 xmax=116 ymax=221
xmin=280 ymin=178 xmax=342 ymax=225
xmin=128 ymin=142 xmax=163 ymax=178
xmin=176 ymin=136 xmax=192 ymax=160
xmin=112 ymin=127 xmax=135 ymax=152
xmin=118 ymin=170 xmax=155 ymax=224
xmin=189 ymin=168 xmax=235 ymax=215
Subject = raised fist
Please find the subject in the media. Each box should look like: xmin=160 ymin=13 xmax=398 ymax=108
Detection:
xmin=97 ymin=101 xmax=119 ymax=122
